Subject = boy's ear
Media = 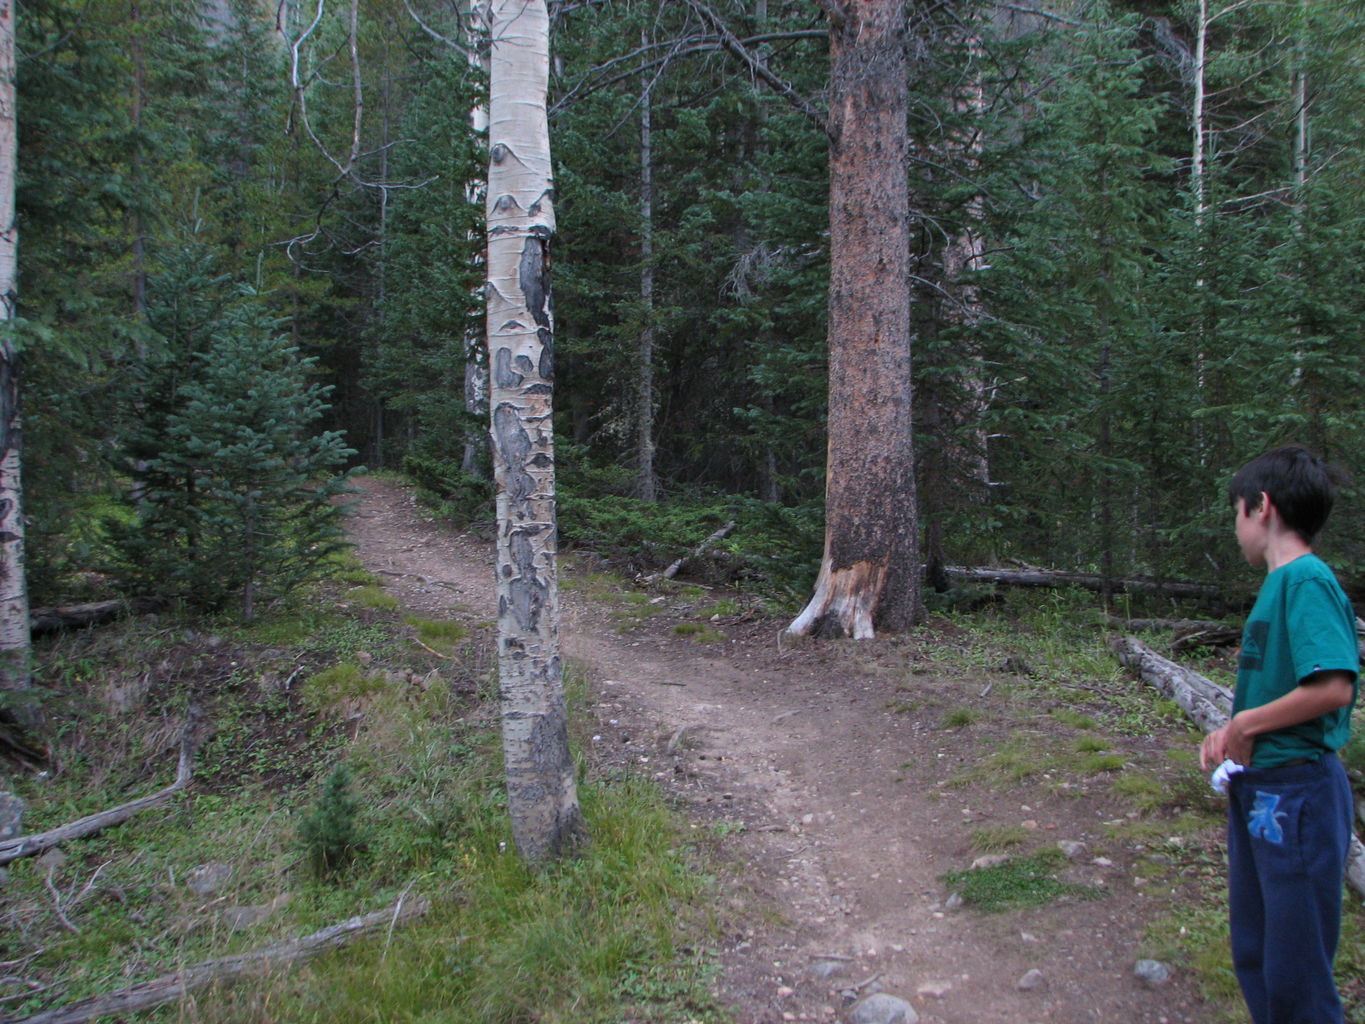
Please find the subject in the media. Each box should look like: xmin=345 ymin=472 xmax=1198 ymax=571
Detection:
xmin=1256 ymin=491 xmax=1276 ymax=520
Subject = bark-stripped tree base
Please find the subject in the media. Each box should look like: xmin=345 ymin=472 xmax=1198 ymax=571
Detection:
xmin=787 ymin=560 xmax=888 ymax=640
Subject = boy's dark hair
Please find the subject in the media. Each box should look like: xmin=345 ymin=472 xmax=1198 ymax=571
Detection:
xmin=1228 ymin=445 xmax=1344 ymax=544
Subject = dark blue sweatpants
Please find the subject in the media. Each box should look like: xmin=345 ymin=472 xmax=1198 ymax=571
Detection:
xmin=1226 ymin=753 xmax=1353 ymax=1024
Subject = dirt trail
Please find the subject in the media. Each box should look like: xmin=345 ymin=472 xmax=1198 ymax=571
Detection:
xmin=347 ymin=476 xmax=1218 ymax=1024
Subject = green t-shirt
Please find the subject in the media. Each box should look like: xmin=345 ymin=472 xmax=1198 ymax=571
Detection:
xmin=1234 ymin=553 xmax=1359 ymax=767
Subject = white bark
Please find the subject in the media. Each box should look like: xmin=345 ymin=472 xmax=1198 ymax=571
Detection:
xmin=485 ymin=0 xmax=583 ymax=864
xmin=1191 ymin=0 xmax=1207 ymax=234
xmin=462 ymin=1 xmax=491 ymax=477
xmin=0 ymin=0 xmax=28 ymax=696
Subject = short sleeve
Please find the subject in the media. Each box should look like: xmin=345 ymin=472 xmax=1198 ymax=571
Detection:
xmin=1287 ymin=576 xmax=1359 ymax=685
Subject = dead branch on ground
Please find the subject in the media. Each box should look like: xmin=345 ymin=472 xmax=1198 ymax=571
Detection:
xmin=0 ymin=739 xmax=193 ymax=867
xmin=6 ymin=896 xmax=430 ymax=1024
xmin=641 ymin=520 xmax=737 ymax=584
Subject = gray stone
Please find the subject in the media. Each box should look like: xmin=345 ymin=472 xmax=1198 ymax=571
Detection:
xmin=1057 ymin=840 xmax=1087 ymax=859
xmin=0 ymin=792 xmax=24 ymax=841
xmin=970 ymin=853 xmax=1010 ymax=870
xmin=807 ymin=958 xmax=850 ymax=980
xmin=851 ymin=992 xmax=918 ymax=1024
xmin=1017 ymin=968 xmax=1047 ymax=991
xmin=221 ymin=893 xmax=290 ymax=930
xmin=1134 ymin=959 xmax=1173 ymax=986
xmin=186 ymin=862 xmax=234 ymax=896
xmin=35 ymin=847 xmax=65 ymax=872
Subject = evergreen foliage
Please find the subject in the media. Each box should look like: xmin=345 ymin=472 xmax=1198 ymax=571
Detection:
xmin=111 ymin=246 xmax=355 ymax=618
xmin=297 ymin=762 xmax=367 ymax=879
xmin=17 ymin=0 xmax=1365 ymax=606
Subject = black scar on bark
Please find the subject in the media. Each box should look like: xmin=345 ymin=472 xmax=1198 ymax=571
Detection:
xmin=506 ymin=529 xmax=548 ymax=631
xmin=494 ymin=348 xmax=536 ymax=390
xmin=519 ymin=237 xmax=551 ymax=330
xmin=538 ymin=329 xmax=553 ymax=381
xmin=493 ymin=403 xmax=536 ymax=502
xmin=494 ymin=347 xmax=524 ymax=389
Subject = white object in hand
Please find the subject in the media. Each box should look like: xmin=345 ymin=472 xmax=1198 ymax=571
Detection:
xmin=1210 ymin=758 xmax=1245 ymax=794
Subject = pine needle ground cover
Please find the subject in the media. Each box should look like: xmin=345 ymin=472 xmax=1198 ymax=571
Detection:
xmin=1 ymin=569 xmax=729 ymax=1024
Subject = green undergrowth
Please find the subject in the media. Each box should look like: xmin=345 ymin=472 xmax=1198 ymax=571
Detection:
xmin=922 ymin=586 xmax=1365 ymax=1020
xmin=941 ymin=849 xmax=1105 ymax=912
xmin=2 ymin=574 xmax=730 ymax=1024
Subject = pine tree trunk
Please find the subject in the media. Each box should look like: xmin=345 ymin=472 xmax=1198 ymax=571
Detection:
xmin=0 ymin=0 xmax=30 ymax=698
xmin=788 ymin=0 xmax=921 ymax=639
xmin=485 ymin=0 xmax=584 ymax=864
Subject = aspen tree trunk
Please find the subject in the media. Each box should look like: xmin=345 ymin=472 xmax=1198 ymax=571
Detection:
xmin=635 ymin=42 xmax=658 ymax=502
xmin=789 ymin=0 xmax=921 ymax=639
xmin=0 ymin=0 xmax=29 ymax=699
xmin=463 ymin=1 xmax=491 ymax=478
xmin=485 ymin=0 xmax=584 ymax=864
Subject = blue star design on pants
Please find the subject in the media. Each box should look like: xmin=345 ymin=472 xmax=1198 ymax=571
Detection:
xmin=1248 ymin=791 xmax=1286 ymax=844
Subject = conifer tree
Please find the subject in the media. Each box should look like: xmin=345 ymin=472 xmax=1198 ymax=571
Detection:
xmin=114 ymin=248 xmax=354 ymax=618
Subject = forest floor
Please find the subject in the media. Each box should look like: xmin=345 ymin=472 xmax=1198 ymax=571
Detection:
xmin=347 ymin=474 xmax=1237 ymax=1024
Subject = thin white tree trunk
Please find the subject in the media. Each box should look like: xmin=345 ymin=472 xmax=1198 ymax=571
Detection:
xmin=0 ymin=0 xmax=29 ymax=697
xmin=1191 ymin=0 xmax=1207 ymax=236
xmin=1190 ymin=0 xmax=1209 ymax=403
xmin=463 ymin=1 xmax=491 ymax=477
xmin=485 ymin=0 xmax=583 ymax=864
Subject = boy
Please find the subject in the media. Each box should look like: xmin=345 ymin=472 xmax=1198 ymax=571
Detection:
xmin=1200 ymin=444 xmax=1358 ymax=1024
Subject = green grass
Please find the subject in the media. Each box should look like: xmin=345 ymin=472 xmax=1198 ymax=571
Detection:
xmin=673 ymin=623 xmax=724 ymax=643
xmin=407 ymin=616 xmax=470 ymax=657
xmin=1077 ymin=752 xmax=1126 ymax=773
xmin=941 ymin=849 xmax=1105 ymax=913
xmin=1051 ymin=707 xmax=1098 ymax=729
xmin=7 ymin=578 xmax=730 ymax=1024
xmin=941 ymin=707 xmax=980 ymax=729
xmin=348 ymin=584 xmax=400 ymax=611
xmin=969 ymin=824 xmax=1030 ymax=852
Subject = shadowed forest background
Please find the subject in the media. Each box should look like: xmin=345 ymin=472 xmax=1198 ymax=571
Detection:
xmin=16 ymin=0 xmax=1365 ymax=613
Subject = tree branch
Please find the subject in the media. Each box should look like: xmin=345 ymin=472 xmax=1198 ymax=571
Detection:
xmin=0 ymin=738 xmax=194 ymax=866
xmin=7 ymin=896 xmax=430 ymax=1024
xmin=682 ymin=0 xmax=827 ymax=132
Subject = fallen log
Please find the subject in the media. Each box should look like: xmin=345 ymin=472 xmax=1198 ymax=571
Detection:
xmin=1105 ymin=616 xmax=1229 ymax=633
xmin=1110 ymin=636 xmax=1232 ymax=731
xmin=28 ymin=598 xmax=164 ymax=636
xmin=0 ymin=740 xmax=192 ymax=866
xmin=4 ymin=895 xmax=430 ymax=1024
xmin=642 ymin=520 xmax=737 ymax=583
xmin=1111 ymin=636 xmax=1365 ymax=899
xmin=947 ymin=566 xmax=1225 ymax=601
xmin=1103 ymin=616 xmax=1242 ymax=651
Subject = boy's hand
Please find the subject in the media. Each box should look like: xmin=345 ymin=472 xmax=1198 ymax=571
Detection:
xmin=1201 ymin=672 xmax=1353 ymax=771
xmin=1200 ymin=718 xmax=1253 ymax=770
xmin=1200 ymin=725 xmax=1227 ymax=770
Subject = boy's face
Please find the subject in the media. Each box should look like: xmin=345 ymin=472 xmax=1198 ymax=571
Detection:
xmin=1234 ymin=495 xmax=1269 ymax=567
